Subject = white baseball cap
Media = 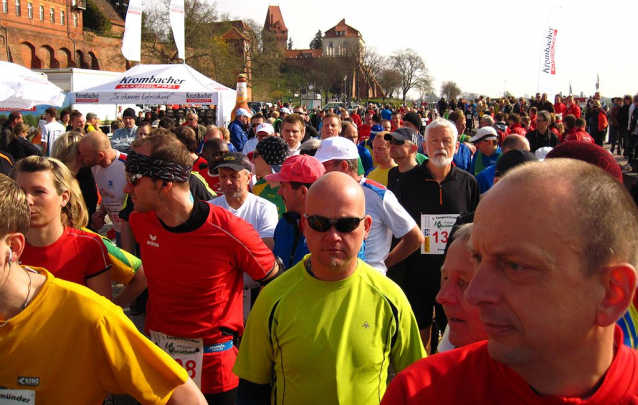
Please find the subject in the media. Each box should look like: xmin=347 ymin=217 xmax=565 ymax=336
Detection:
xmin=469 ymin=127 xmax=498 ymax=143
xmin=255 ymin=123 xmax=274 ymax=134
xmin=235 ymin=108 xmax=252 ymax=117
xmin=314 ymin=137 xmax=360 ymax=162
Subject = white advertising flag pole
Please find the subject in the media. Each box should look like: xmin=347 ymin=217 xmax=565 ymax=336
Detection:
xmin=537 ymin=6 xmax=562 ymax=100
xmin=121 ymin=0 xmax=143 ymax=61
xmin=169 ymin=0 xmax=186 ymax=61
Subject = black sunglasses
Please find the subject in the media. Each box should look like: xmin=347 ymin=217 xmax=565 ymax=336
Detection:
xmin=125 ymin=173 xmax=144 ymax=187
xmin=304 ymin=214 xmax=365 ymax=233
xmin=383 ymin=134 xmax=406 ymax=145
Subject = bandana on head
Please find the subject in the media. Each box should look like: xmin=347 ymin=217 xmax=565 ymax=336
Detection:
xmin=255 ymin=136 xmax=289 ymax=166
xmin=125 ymin=151 xmax=191 ymax=183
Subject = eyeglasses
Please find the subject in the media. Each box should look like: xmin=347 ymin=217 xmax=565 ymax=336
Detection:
xmin=125 ymin=173 xmax=144 ymax=187
xmin=253 ymin=151 xmax=260 ymax=159
xmin=304 ymin=214 xmax=366 ymax=233
xmin=384 ymin=134 xmax=406 ymax=145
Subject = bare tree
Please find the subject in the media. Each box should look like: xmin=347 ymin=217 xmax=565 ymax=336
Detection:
xmin=441 ymin=81 xmax=462 ymax=101
xmin=359 ymin=47 xmax=385 ymax=98
xmin=415 ymin=75 xmax=434 ymax=102
xmin=378 ymin=68 xmax=402 ymax=100
xmin=391 ymin=48 xmax=427 ymax=102
xmin=141 ymin=0 xmax=245 ymax=86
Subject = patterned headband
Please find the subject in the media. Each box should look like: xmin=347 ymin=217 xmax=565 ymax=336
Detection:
xmin=125 ymin=151 xmax=191 ymax=183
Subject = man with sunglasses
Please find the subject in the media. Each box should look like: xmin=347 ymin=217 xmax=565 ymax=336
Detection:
xmin=386 ymin=127 xmax=422 ymax=193
xmin=393 ymin=118 xmax=479 ymax=354
xmin=124 ymin=134 xmax=280 ymax=404
xmin=185 ymin=112 xmax=207 ymax=143
xmin=315 ymin=136 xmax=423 ymax=275
xmin=234 ymin=172 xmax=425 ymax=404
xmin=242 ymin=122 xmax=274 ymax=155
xmin=468 ymin=127 xmax=502 ymax=176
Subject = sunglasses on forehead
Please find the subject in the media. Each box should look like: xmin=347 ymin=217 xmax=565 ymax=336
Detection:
xmin=304 ymin=214 xmax=366 ymax=233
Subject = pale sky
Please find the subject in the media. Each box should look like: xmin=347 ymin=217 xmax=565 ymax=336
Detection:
xmin=212 ymin=0 xmax=638 ymax=100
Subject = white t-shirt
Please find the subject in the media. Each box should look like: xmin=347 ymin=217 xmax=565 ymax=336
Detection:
xmin=209 ymin=192 xmax=278 ymax=239
xmin=242 ymin=137 xmax=259 ymax=155
xmin=359 ymin=177 xmax=417 ymax=274
xmin=43 ymin=121 xmax=66 ymax=156
xmin=289 ymin=143 xmax=301 ymax=156
xmin=91 ymin=151 xmax=127 ymax=233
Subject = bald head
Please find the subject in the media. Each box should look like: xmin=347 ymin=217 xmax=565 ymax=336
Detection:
xmin=501 ymin=134 xmax=530 ymax=152
xmin=304 ymin=171 xmax=371 ymax=280
xmin=77 ymin=131 xmax=113 ymax=167
xmin=307 ymin=172 xmax=365 ymax=216
xmin=81 ymin=131 xmax=111 ymax=153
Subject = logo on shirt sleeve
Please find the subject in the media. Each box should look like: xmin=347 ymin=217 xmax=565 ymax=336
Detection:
xmin=147 ymin=234 xmax=159 ymax=247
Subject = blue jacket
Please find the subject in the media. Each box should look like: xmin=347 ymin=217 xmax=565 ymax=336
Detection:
xmin=453 ymin=142 xmax=472 ymax=172
xmin=229 ymin=119 xmax=248 ymax=151
xmin=273 ymin=212 xmax=308 ymax=270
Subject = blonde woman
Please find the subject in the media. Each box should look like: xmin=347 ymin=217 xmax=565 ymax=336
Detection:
xmin=7 ymin=123 xmax=40 ymax=160
xmin=14 ymin=156 xmax=112 ymax=298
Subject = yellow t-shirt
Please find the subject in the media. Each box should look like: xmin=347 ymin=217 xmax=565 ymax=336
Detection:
xmin=0 ymin=267 xmax=188 ymax=404
xmin=366 ymin=165 xmax=397 ymax=187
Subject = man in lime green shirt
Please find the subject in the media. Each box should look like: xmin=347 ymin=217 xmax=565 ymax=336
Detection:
xmin=234 ymin=172 xmax=425 ymax=404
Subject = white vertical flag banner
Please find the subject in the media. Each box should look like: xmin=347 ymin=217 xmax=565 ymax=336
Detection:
xmin=537 ymin=7 xmax=561 ymax=100
xmin=121 ymin=0 xmax=142 ymax=61
xmin=170 ymin=0 xmax=185 ymax=60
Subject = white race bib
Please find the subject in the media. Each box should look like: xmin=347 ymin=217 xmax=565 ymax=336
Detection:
xmin=150 ymin=331 xmax=204 ymax=388
xmin=420 ymin=214 xmax=459 ymax=254
xmin=0 ymin=389 xmax=35 ymax=404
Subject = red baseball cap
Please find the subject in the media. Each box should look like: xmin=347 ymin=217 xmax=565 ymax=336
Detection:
xmin=265 ymin=155 xmax=325 ymax=184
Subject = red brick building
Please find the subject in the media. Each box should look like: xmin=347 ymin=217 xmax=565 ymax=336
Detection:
xmin=0 ymin=0 xmax=127 ymax=71
xmin=262 ymin=5 xmax=287 ymax=51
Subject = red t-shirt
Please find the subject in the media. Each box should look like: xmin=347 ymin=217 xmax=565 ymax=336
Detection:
xmin=382 ymin=327 xmax=638 ymax=405
xmin=20 ymin=227 xmax=111 ymax=286
xmin=193 ymin=156 xmax=207 ymax=172
xmin=129 ymin=202 xmax=275 ymax=393
xmin=358 ymin=124 xmax=372 ymax=141
xmin=200 ymin=170 xmax=223 ymax=196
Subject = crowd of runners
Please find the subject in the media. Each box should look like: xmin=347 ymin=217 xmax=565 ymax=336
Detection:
xmin=2 ymin=91 xmax=638 ymax=404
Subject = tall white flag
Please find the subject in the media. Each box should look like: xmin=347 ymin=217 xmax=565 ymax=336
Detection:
xmin=170 ymin=0 xmax=185 ymax=60
xmin=537 ymin=7 xmax=561 ymax=100
xmin=121 ymin=0 xmax=143 ymax=61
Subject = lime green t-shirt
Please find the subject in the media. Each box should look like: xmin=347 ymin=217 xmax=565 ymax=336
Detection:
xmin=234 ymin=255 xmax=426 ymax=404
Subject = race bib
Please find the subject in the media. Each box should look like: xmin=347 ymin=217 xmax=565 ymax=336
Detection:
xmin=421 ymin=214 xmax=459 ymax=254
xmin=150 ymin=331 xmax=204 ymax=388
xmin=0 ymin=389 xmax=35 ymax=404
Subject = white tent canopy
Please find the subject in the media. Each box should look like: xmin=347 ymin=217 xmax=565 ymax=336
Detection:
xmin=70 ymin=63 xmax=236 ymax=127
xmin=0 ymin=61 xmax=65 ymax=109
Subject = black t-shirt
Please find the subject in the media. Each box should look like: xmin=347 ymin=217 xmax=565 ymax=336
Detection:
xmin=392 ymin=162 xmax=480 ymax=290
xmin=77 ymin=166 xmax=99 ymax=226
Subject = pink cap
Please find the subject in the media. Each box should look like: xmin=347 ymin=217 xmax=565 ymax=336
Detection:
xmin=265 ymin=155 xmax=326 ymax=183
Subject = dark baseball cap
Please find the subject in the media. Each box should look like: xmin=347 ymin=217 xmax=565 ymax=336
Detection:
xmin=215 ymin=152 xmax=252 ymax=172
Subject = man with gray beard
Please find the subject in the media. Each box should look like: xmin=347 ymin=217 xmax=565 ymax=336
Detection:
xmin=393 ymin=118 xmax=480 ymax=354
